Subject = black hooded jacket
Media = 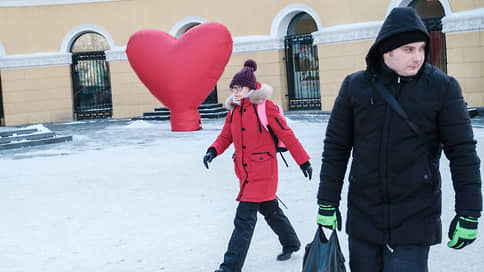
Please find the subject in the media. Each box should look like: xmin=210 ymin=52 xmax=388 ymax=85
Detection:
xmin=318 ymin=7 xmax=482 ymax=246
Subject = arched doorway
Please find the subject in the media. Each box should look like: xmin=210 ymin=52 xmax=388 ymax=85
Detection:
xmin=410 ymin=0 xmax=447 ymax=73
xmin=284 ymin=12 xmax=320 ymax=110
xmin=70 ymin=32 xmax=113 ymax=120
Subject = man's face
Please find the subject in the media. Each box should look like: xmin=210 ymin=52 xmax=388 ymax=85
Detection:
xmin=383 ymin=41 xmax=426 ymax=77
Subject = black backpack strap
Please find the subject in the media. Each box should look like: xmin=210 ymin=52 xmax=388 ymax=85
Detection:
xmin=372 ymin=78 xmax=428 ymax=148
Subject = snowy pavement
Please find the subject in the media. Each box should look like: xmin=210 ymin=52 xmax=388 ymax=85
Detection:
xmin=1 ymin=115 xmax=483 ymax=271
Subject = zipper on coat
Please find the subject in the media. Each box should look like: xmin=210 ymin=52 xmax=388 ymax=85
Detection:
xmin=386 ymin=244 xmax=394 ymax=253
xmin=383 ymin=77 xmax=404 ymax=243
xmin=381 ymin=110 xmax=391 ymax=244
xmin=237 ymin=179 xmax=248 ymax=200
xmin=274 ymin=116 xmax=285 ymax=129
xmin=238 ymin=100 xmax=249 ymax=198
xmin=395 ymin=76 xmax=403 ymax=99
xmin=380 ymin=81 xmax=396 ymax=244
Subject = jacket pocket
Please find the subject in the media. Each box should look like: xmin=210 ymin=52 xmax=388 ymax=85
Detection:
xmin=248 ymin=152 xmax=274 ymax=181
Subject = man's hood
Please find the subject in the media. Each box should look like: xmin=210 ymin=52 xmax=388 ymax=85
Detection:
xmin=366 ymin=7 xmax=430 ymax=74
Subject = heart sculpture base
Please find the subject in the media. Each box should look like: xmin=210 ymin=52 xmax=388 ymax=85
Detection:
xmin=170 ymin=109 xmax=201 ymax=131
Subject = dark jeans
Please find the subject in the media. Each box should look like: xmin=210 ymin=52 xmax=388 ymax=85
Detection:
xmin=219 ymin=199 xmax=300 ymax=272
xmin=349 ymin=236 xmax=430 ymax=272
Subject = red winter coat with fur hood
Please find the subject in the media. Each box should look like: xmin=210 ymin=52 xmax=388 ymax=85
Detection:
xmin=208 ymin=84 xmax=310 ymax=202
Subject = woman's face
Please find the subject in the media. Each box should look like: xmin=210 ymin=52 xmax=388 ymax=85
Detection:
xmin=231 ymin=85 xmax=251 ymax=100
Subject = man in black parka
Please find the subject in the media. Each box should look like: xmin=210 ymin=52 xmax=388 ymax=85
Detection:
xmin=316 ymin=7 xmax=482 ymax=271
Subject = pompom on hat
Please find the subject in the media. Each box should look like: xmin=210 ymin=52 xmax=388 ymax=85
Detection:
xmin=230 ymin=59 xmax=258 ymax=90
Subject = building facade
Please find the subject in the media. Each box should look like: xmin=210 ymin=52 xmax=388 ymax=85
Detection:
xmin=0 ymin=0 xmax=483 ymax=126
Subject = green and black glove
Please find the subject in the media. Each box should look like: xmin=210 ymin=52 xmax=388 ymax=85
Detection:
xmin=317 ymin=204 xmax=341 ymax=231
xmin=447 ymin=215 xmax=478 ymax=249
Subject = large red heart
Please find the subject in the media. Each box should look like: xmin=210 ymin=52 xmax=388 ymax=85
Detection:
xmin=126 ymin=22 xmax=233 ymax=131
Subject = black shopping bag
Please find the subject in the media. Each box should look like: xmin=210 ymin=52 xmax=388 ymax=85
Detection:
xmin=302 ymin=226 xmax=346 ymax=272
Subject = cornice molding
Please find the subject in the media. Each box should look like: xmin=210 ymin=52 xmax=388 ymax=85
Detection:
xmin=232 ymin=36 xmax=283 ymax=54
xmin=443 ymin=8 xmax=484 ymax=34
xmin=105 ymin=46 xmax=127 ymax=62
xmin=312 ymin=21 xmax=381 ymax=45
xmin=0 ymin=52 xmax=71 ymax=70
xmin=0 ymin=0 xmax=119 ymax=7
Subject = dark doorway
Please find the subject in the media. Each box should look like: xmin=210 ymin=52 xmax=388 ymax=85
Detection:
xmin=284 ymin=12 xmax=320 ymax=110
xmin=203 ymin=86 xmax=218 ymax=104
xmin=410 ymin=0 xmax=447 ymax=73
xmin=70 ymin=33 xmax=113 ymax=119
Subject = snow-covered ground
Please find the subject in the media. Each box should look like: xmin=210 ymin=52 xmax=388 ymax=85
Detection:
xmin=1 ymin=115 xmax=483 ymax=272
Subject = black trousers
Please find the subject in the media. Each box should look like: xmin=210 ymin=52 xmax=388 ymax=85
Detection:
xmin=349 ymin=236 xmax=430 ymax=272
xmin=219 ymin=199 xmax=300 ymax=272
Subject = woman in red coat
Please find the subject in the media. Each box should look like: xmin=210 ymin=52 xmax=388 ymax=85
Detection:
xmin=203 ymin=59 xmax=312 ymax=272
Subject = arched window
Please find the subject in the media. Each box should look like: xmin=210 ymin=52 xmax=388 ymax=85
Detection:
xmin=71 ymin=32 xmax=110 ymax=52
xmin=287 ymin=12 xmax=318 ymax=36
xmin=70 ymin=32 xmax=113 ymax=119
xmin=285 ymin=12 xmax=321 ymax=110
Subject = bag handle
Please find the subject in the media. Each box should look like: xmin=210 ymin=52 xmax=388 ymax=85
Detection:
xmin=372 ymin=78 xmax=428 ymax=148
xmin=318 ymin=225 xmax=329 ymax=243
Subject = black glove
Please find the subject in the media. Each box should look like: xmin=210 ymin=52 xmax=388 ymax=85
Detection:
xmin=299 ymin=161 xmax=312 ymax=180
xmin=447 ymin=215 xmax=478 ymax=249
xmin=203 ymin=148 xmax=217 ymax=169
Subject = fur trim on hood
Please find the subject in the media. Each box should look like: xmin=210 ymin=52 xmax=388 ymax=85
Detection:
xmin=225 ymin=83 xmax=274 ymax=110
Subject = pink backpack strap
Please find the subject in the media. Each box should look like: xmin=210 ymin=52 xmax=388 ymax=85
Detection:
xmin=257 ymin=99 xmax=285 ymax=130
xmin=276 ymin=103 xmax=285 ymax=120
xmin=257 ymin=100 xmax=288 ymax=154
xmin=257 ymin=99 xmax=269 ymax=130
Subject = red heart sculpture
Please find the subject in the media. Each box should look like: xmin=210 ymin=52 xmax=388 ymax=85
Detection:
xmin=126 ymin=22 xmax=233 ymax=131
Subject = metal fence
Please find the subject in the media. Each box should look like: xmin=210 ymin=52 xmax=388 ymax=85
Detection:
xmin=71 ymin=51 xmax=112 ymax=120
xmin=284 ymin=34 xmax=321 ymax=110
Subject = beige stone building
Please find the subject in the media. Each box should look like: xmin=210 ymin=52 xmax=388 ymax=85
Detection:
xmin=0 ymin=0 xmax=482 ymax=126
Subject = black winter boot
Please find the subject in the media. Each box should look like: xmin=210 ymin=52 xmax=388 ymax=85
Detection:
xmin=277 ymin=247 xmax=299 ymax=261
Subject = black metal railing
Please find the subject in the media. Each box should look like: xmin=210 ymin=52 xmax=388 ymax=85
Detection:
xmin=284 ymin=34 xmax=321 ymax=110
xmin=71 ymin=51 xmax=112 ymax=120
